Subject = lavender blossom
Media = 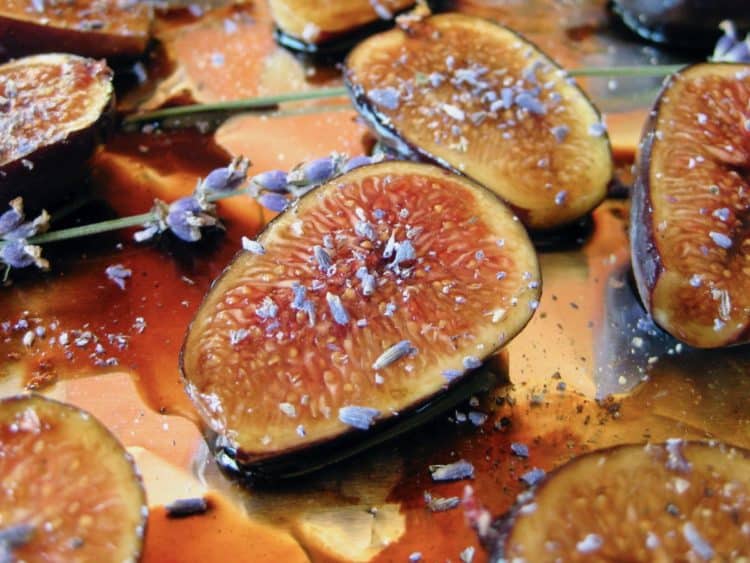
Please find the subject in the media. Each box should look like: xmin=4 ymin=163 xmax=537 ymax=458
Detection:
xmin=711 ymin=20 xmax=750 ymax=63
xmin=199 ymin=156 xmax=249 ymax=193
xmin=338 ymin=405 xmax=380 ymax=429
xmin=302 ymin=156 xmax=337 ymax=184
xmin=258 ymin=192 xmax=289 ymax=213
xmin=165 ymin=194 xmax=219 ymax=242
xmin=367 ymin=87 xmax=401 ymax=111
xmin=0 ymin=198 xmax=23 ymax=236
xmin=0 ymin=239 xmax=48 ymax=270
xmin=105 ymin=264 xmax=132 ymax=290
xmin=342 ymin=155 xmax=373 ymax=173
xmin=251 ymin=169 xmax=288 ymax=193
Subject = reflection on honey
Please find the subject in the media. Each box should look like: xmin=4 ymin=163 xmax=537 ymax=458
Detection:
xmin=1 ymin=1 xmax=749 ymax=562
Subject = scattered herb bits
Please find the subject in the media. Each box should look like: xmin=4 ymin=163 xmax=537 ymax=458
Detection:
xmin=345 ymin=13 xmax=612 ymax=230
xmin=0 ymin=394 xmax=147 ymax=561
xmin=181 ymin=162 xmax=540 ymax=479
xmin=630 ymin=63 xmax=750 ymax=348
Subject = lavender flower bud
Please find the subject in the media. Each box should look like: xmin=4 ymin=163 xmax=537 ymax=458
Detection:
xmin=2 ymin=209 xmax=50 ymax=240
xmin=258 ymin=192 xmax=288 ymax=213
xmin=342 ymin=155 xmax=372 ymax=173
xmin=712 ymin=20 xmax=750 ymax=63
xmin=302 ymin=157 xmax=336 ymax=184
xmin=200 ymin=156 xmax=249 ymax=193
xmin=252 ymin=170 xmax=288 ymax=193
xmin=0 ymin=198 xmax=24 ymax=237
xmin=1 ymin=239 xmax=48 ymax=270
xmin=166 ymin=196 xmax=218 ymax=242
xmin=105 ymin=264 xmax=132 ymax=290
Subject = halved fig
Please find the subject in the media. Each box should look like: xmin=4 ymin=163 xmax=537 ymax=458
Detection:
xmin=0 ymin=0 xmax=153 ymax=59
xmin=630 ymin=63 xmax=750 ymax=348
xmin=344 ymin=13 xmax=613 ymax=231
xmin=181 ymin=161 xmax=540 ymax=478
xmin=0 ymin=394 xmax=147 ymax=561
xmin=0 ymin=53 xmax=114 ymax=210
xmin=493 ymin=441 xmax=750 ymax=561
xmin=269 ymin=0 xmax=415 ymax=54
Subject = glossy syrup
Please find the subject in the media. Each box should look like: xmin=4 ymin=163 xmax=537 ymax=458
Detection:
xmin=1 ymin=2 xmax=750 ymax=562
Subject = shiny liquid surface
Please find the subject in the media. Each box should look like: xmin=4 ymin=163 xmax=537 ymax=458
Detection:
xmin=1 ymin=1 xmax=749 ymax=562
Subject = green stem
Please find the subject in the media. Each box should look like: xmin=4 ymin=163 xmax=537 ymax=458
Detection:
xmin=122 ymin=87 xmax=350 ymax=125
xmin=121 ymin=65 xmax=686 ymax=126
xmin=24 ymin=188 xmax=250 ymax=245
xmin=28 ymin=212 xmax=154 ymax=244
xmin=568 ymin=64 xmax=685 ymax=78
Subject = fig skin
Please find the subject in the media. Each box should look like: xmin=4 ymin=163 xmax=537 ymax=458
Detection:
xmin=491 ymin=441 xmax=750 ymax=561
xmin=611 ymin=0 xmax=750 ymax=50
xmin=344 ymin=13 xmax=613 ymax=231
xmin=630 ymin=62 xmax=750 ymax=348
xmin=269 ymin=0 xmax=415 ymax=54
xmin=0 ymin=53 xmax=115 ymax=211
xmin=181 ymin=162 xmax=540 ymax=478
xmin=0 ymin=0 xmax=153 ymax=59
xmin=0 ymin=394 xmax=147 ymax=562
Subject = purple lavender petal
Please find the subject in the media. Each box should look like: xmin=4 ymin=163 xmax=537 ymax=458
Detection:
xmin=343 ymin=155 xmax=372 ymax=173
xmin=515 ymin=92 xmax=547 ymax=115
xmin=724 ymin=40 xmax=750 ymax=63
xmin=258 ymin=192 xmax=289 ymax=213
xmin=326 ymin=292 xmax=349 ymax=325
xmin=252 ymin=170 xmax=288 ymax=192
xmin=202 ymin=167 xmax=233 ymax=192
xmin=303 ymin=157 xmax=336 ymax=184
xmin=0 ymin=206 xmax=23 ymax=237
xmin=105 ymin=264 xmax=132 ymax=290
xmin=339 ymin=405 xmax=380 ymax=429
xmin=0 ymin=240 xmax=34 ymax=268
xmin=167 ymin=197 xmax=202 ymax=242
xmin=367 ymin=87 xmax=400 ymax=111
xmin=520 ymin=467 xmax=546 ymax=487
xmin=429 ymin=460 xmax=474 ymax=482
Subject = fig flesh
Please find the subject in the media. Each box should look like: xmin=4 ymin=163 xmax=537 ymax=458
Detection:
xmin=344 ymin=13 xmax=613 ymax=231
xmin=630 ymin=63 xmax=750 ymax=348
xmin=0 ymin=394 xmax=147 ymax=561
xmin=269 ymin=0 xmax=415 ymax=54
xmin=493 ymin=441 xmax=750 ymax=561
xmin=182 ymin=161 xmax=540 ymax=478
xmin=0 ymin=0 xmax=153 ymax=59
xmin=0 ymin=53 xmax=114 ymax=211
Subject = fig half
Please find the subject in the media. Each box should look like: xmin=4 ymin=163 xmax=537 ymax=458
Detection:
xmin=182 ymin=161 xmax=540 ymax=478
xmin=344 ymin=13 xmax=613 ymax=231
xmin=0 ymin=394 xmax=147 ymax=561
xmin=0 ymin=53 xmax=114 ymax=210
xmin=269 ymin=0 xmax=415 ymax=54
xmin=493 ymin=441 xmax=750 ymax=561
xmin=630 ymin=63 xmax=750 ymax=348
xmin=0 ymin=0 xmax=153 ymax=59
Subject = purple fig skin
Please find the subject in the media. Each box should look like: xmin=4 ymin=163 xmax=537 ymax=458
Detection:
xmin=0 ymin=54 xmax=115 ymax=213
xmin=629 ymin=62 xmax=750 ymax=348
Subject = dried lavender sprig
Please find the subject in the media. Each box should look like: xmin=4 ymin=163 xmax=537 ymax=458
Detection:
xmin=120 ymin=64 xmax=694 ymax=128
xmin=24 ymin=161 xmax=252 ymax=248
xmin=3 ymin=152 xmax=383 ymax=277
